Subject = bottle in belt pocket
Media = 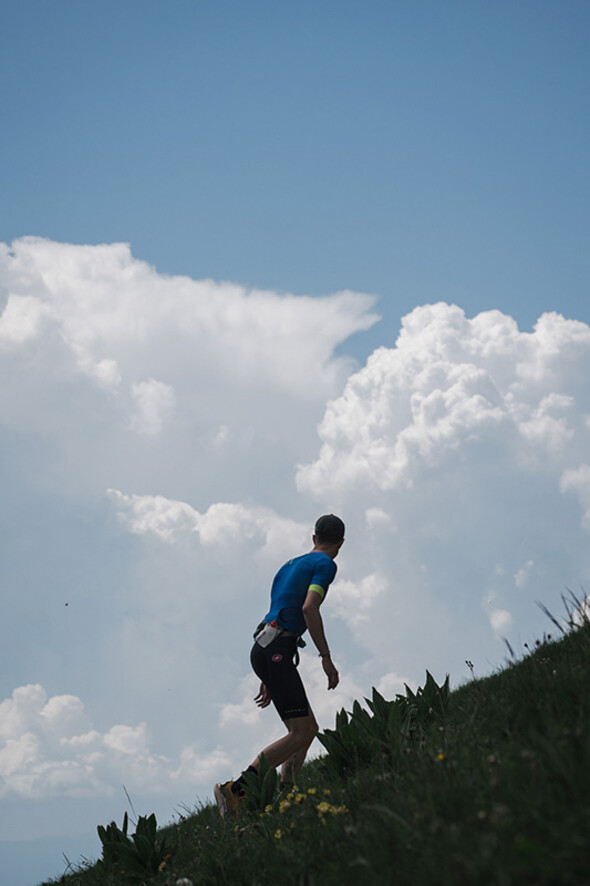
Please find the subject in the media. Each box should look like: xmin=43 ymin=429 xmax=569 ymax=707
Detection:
xmin=254 ymin=620 xmax=283 ymax=648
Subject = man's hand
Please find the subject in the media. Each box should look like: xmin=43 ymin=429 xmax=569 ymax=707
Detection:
xmin=254 ymin=682 xmax=271 ymax=708
xmin=322 ymin=656 xmax=339 ymax=690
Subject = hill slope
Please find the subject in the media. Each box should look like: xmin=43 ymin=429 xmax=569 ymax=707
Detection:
xmin=41 ymin=615 xmax=590 ymax=886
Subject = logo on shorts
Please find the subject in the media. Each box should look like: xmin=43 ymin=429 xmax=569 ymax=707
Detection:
xmin=272 ymin=654 xmax=283 ymax=662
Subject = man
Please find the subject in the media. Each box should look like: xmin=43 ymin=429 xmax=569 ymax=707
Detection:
xmin=214 ymin=514 xmax=345 ymax=816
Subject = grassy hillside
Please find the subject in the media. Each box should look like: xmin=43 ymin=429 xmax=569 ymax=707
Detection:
xmin=41 ymin=610 xmax=590 ymax=886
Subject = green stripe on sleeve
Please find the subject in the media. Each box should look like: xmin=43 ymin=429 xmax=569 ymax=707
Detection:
xmin=308 ymin=583 xmax=325 ymax=598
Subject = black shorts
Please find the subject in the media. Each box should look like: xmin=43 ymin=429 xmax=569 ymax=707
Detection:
xmin=250 ymin=635 xmax=310 ymax=721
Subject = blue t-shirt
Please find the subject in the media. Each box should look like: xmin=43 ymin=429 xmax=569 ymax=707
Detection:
xmin=263 ymin=551 xmax=337 ymax=636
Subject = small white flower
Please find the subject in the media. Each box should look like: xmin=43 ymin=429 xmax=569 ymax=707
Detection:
xmin=176 ymin=879 xmax=194 ymax=886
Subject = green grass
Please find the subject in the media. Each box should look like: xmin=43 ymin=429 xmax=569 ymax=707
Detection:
xmin=40 ymin=611 xmax=590 ymax=886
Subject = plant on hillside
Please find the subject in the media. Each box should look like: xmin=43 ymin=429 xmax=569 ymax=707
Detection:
xmin=240 ymin=753 xmax=279 ymax=813
xmin=96 ymin=811 xmax=176 ymax=883
xmin=317 ymin=672 xmax=450 ymax=778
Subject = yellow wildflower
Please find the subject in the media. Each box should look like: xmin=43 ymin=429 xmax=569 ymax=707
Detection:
xmin=158 ymin=854 xmax=172 ymax=872
xmin=279 ymin=800 xmax=291 ymax=813
xmin=437 ymin=752 xmax=445 ymax=761
xmin=274 ymin=829 xmax=282 ymax=839
xmin=264 ymin=803 xmax=273 ymax=813
xmin=317 ymin=802 xmax=349 ymax=817
xmin=307 ymin=787 xmax=317 ymax=795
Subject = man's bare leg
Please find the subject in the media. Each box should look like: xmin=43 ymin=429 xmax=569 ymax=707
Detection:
xmin=281 ymin=745 xmax=307 ymax=785
xmin=250 ymin=711 xmax=318 ymax=773
xmin=281 ymin=710 xmax=318 ymax=783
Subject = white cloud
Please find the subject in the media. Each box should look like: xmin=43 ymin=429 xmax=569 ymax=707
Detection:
xmin=0 ymin=685 xmax=49 ymax=739
xmin=172 ymin=745 xmax=233 ymax=785
xmin=514 ymin=561 xmax=534 ymax=588
xmin=0 ymin=236 xmax=378 ymax=510
xmin=129 ymin=379 xmax=176 ymax=435
xmin=488 ymin=608 xmax=513 ymax=636
xmin=293 ymin=302 xmax=590 ymax=678
xmin=0 ymin=294 xmax=52 ymax=345
xmin=0 ymin=733 xmax=39 ymax=778
xmin=3 ymin=239 xmax=590 ymax=835
xmin=329 ymin=573 xmax=388 ymax=627
xmin=560 ymin=464 xmax=590 ymax=531
xmin=517 ymin=394 xmax=574 ymax=452
xmin=39 ymin=695 xmax=86 ymax=730
xmin=0 ymin=685 xmax=236 ymax=800
xmin=103 ymin=723 xmax=149 ymax=755
xmin=103 ymin=301 xmax=590 ymax=714
xmin=365 ymin=507 xmax=393 ymax=529
xmin=481 ymin=588 xmax=514 ymax=637
xmin=297 ymin=304 xmax=590 ymax=497
xmin=0 ymin=236 xmax=378 ymax=402
xmin=219 ymin=675 xmax=262 ymax=729
xmin=107 ymin=489 xmax=308 ymax=563
xmin=107 ymin=489 xmax=199 ymax=540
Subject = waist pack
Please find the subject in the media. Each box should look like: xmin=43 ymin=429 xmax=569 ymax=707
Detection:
xmin=253 ymin=621 xmax=306 ymax=650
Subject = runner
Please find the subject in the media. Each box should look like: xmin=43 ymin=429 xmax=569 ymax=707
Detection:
xmin=214 ymin=514 xmax=345 ymax=816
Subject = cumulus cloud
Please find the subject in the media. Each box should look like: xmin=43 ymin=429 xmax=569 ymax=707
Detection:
xmin=329 ymin=573 xmax=388 ymax=627
xmin=107 ymin=489 xmax=200 ymax=541
xmin=129 ymin=379 xmax=176 ymax=435
xmin=107 ymin=488 xmax=309 ymax=555
xmin=0 ymin=294 xmax=52 ymax=345
xmin=1 ymin=663 xmax=374 ymax=801
xmin=0 ymin=236 xmax=378 ymax=507
xmin=104 ymin=302 xmax=590 ymax=699
xmin=0 ymin=685 xmax=232 ymax=800
xmin=219 ymin=675 xmax=264 ymax=729
xmin=295 ymin=302 xmax=590 ymax=678
xmin=0 ymin=236 xmax=378 ymax=400
xmin=173 ymin=745 xmax=233 ymax=785
xmin=3 ymin=239 xmax=590 ymax=824
xmin=297 ymin=304 xmax=590 ymax=497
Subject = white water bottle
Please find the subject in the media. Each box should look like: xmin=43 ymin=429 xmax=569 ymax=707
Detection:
xmin=255 ymin=621 xmax=282 ymax=648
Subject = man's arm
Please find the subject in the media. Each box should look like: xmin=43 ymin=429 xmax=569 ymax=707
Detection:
xmin=302 ymin=589 xmax=339 ymax=690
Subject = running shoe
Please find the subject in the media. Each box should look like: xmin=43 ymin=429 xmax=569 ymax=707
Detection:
xmin=214 ymin=780 xmax=240 ymax=817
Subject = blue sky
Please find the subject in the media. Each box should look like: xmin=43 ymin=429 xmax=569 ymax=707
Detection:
xmin=2 ymin=0 xmax=589 ymax=352
xmin=1 ymin=3 xmax=590 ymax=885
